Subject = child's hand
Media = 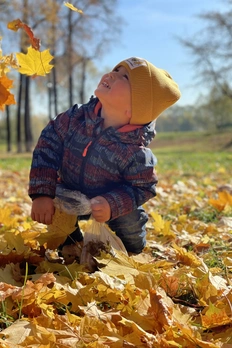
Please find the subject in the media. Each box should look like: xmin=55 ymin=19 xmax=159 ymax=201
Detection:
xmin=31 ymin=196 xmax=55 ymax=225
xmin=90 ymin=196 xmax=111 ymax=222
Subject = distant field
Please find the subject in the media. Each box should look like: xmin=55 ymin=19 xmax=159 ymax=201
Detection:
xmin=0 ymin=130 xmax=231 ymax=174
xmin=148 ymin=129 xmax=231 ymax=175
xmin=0 ymin=153 xmax=32 ymax=171
xmin=151 ymin=129 xmax=232 ymax=153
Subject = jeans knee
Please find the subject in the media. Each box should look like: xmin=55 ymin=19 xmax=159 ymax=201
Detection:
xmin=108 ymin=207 xmax=148 ymax=254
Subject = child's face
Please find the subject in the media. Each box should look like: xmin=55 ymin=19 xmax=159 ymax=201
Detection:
xmin=95 ymin=65 xmax=132 ymax=116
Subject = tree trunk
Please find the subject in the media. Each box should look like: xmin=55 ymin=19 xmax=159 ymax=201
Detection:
xmin=67 ymin=9 xmax=73 ymax=107
xmin=52 ymin=60 xmax=58 ymax=116
xmin=6 ymin=106 xmax=11 ymax=152
xmin=47 ymin=73 xmax=53 ymax=120
xmin=24 ymin=76 xmax=33 ymax=152
xmin=16 ymin=74 xmax=23 ymax=153
xmin=79 ymin=57 xmax=88 ymax=104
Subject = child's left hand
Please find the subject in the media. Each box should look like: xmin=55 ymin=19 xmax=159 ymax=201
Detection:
xmin=90 ymin=196 xmax=111 ymax=222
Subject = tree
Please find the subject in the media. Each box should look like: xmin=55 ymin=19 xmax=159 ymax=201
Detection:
xmin=59 ymin=0 xmax=122 ymax=108
xmin=179 ymin=0 xmax=232 ymax=144
xmin=180 ymin=1 xmax=232 ymax=91
xmin=0 ymin=0 xmax=122 ymax=152
xmin=196 ymin=85 xmax=232 ymax=130
xmin=179 ymin=1 xmax=232 ymax=96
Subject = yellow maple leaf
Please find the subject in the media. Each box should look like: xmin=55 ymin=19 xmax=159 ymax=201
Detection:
xmin=172 ymin=243 xmax=202 ymax=267
xmin=0 ymin=206 xmax=17 ymax=228
xmin=209 ymin=191 xmax=232 ymax=211
xmin=201 ymin=301 xmax=231 ymax=329
xmin=151 ymin=212 xmax=165 ymax=232
xmin=64 ymin=2 xmax=83 ymax=14
xmin=16 ymin=46 xmax=54 ymax=76
xmin=36 ymin=208 xmax=77 ymax=249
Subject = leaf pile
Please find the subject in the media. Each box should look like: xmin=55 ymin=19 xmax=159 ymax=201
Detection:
xmin=0 ymin=167 xmax=232 ymax=347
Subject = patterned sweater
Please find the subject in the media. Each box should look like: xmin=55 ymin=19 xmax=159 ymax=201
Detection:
xmin=29 ymin=97 xmax=158 ymax=220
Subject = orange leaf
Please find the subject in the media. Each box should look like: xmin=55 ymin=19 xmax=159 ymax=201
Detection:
xmin=0 ymin=76 xmax=16 ymax=110
xmin=201 ymin=301 xmax=231 ymax=329
xmin=8 ymin=19 xmax=40 ymax=50
xmin=7 ymin=19 xmax=23 ymax=32
xmin=0 ymin=79 xmax=9 ymax=105
xmin=148 ymin=288 xmax=173 ymax=333
xmin=209 ymin=191 xmax=232 ymax=211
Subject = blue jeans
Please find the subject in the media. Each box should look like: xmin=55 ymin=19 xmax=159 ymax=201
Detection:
xmin=62 ymin=207 xmax=148 ymax=254
xmin=107 ymin=206 xmax=148 ymax=254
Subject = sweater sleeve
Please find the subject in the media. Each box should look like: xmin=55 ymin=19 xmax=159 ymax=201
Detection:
xmin=28 ymin=106 xmax=76 ymax=198
xmin=101 ymin=147 xmax=158 ymax=220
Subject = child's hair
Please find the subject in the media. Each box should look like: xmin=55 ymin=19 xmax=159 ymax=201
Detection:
xmin=113 ymin=57 xmax=181 ymax=125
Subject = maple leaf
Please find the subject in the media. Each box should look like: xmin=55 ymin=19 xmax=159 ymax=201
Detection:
xmin=172 ymin=243 xmax=202 ymax=267
xmin=16 ymin=46 xmax=54 ymax=77
xmin=201 ymin=301 xmax=231 ymax=329
xmin=64 ymin=2 xmax=83 ymax=14
xmin=0 ymin=76 xmax=16 ymax=111
xmin=148 ymin=288 xmax=174 ymax=333
xmin=151 ymin=212 xmax=175 ymax=239
xmin=7 ymin=19 xmax=40 ymax=50
xmin=0 ymin=205 xmax=17 ymax=228
xmin=209 ymin=191 xmax=232 ymax=212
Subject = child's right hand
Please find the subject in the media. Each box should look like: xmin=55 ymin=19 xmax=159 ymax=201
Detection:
xmin=31 ymin=196 xmax=55 ymax=225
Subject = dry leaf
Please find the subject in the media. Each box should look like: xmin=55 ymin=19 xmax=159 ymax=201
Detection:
xmin=16 ymin=46 xmax=53 ymax=76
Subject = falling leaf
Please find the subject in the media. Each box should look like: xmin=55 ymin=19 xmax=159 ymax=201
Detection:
xmin=64 ymin=2 xmax=83 ymax=14
xmin=16 ymin=46 xmax=54 ymax=77
xmin=7 ymin=19 xmax=40 ymax=50
xmin=0 ymin=76 xmax=16 ymax=111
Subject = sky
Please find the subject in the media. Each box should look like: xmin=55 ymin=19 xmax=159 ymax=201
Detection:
xmin=98 ymin=0 xmax=228 ymax=107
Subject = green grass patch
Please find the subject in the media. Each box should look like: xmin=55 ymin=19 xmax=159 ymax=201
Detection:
xmin=154 ymin=151 xmax=231 ymax=175
xmin=0 ymin=154 xmax=32 ymax=171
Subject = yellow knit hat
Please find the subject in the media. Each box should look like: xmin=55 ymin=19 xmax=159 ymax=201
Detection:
xmin=114 ymin=57 xmax=181 ymax=125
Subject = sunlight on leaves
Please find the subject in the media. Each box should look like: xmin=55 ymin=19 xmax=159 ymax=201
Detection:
xmin=16 ymin=46 xmax=54 ymax=77
xmin=0 ymin=168 xmax=232 ymax=346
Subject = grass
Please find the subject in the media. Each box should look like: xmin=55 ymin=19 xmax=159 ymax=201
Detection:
xmin=0 ymin=130 xmax=231 ymax=173
xmin=154 ymin=151 xmax=232 ymax=174
xmin=0 ymin=153 xmax=32 ymax=171
xmin=152 ymin=128 xmax=232 ymax=153
xmin=150 ymin=129 xmax=232 ymax=174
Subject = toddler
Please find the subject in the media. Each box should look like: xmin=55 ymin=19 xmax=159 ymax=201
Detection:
xmin=29 ymin=57 xmax=181 ymax=253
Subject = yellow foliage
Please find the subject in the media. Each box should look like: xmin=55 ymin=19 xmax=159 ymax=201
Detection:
xmin=37 ymin=208 xmax=77 ymax=249
xmin=0 ymin=206 xmax=17 ymax=228
xmin=16 ymin=46 xmax=54 ymax=76
xmin=201 ymin=301 xmax=231 ymax=329
xmin=1 ymin=168 xmax=232 ymax=346
xmin=209 ymin=191 xmax=232 ymax=211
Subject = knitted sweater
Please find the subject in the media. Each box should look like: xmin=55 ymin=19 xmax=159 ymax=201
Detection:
xmin=29 ymin=97 xmax=158 ymax=220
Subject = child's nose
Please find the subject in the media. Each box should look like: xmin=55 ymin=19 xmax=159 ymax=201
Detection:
xmin=108 ymin=71 xmax=116 ymax=79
